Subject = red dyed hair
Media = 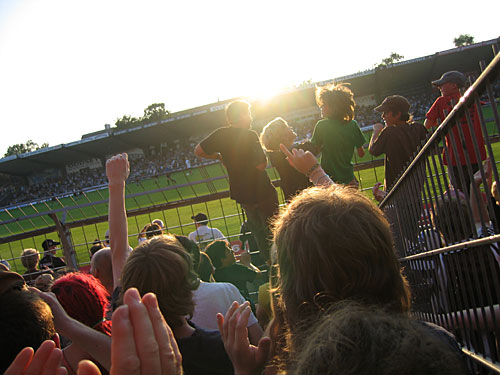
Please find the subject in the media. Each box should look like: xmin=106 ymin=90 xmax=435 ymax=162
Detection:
xmin=51 ymin=272 xmax=111 ymax=335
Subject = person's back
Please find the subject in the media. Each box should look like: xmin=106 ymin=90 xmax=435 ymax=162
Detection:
xmin=425 ymin=71 xmax=486 ymax=192
xmin=121 ymin=235 xmax=234 ymax=375
xmin=201 ymin=126 xmax=275 ymax=203
xmin=312 ymin=118 xmax=365 ymax=184
xmin=188 ymin=213 xmax=225 ymax=248
xmin=369 ymin=95 xmax=428 ymax=190
xmin=311 ymin=84 xmax=366 ymax=185
xmin=377 ymin=122 xmax=427 ymax=188
xmin=195 ymin=100 xmax=278 ymax=261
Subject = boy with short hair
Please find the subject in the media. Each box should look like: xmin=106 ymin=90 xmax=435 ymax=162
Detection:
xmin=194 ymin=100 xmax=278 ymax=262
xmin=425 ymin=70 xmax=486 ymax=193
xmin=369 ymin=95 xmax=428 ymax=193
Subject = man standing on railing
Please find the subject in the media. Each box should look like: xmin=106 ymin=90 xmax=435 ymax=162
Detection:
xmin=424 ymin=71 xmax=487 ymax=193
xmin=369 ymin=95 xmax=428 ymax=196
xmin=194 ymin=100 xmax=278 ymax=262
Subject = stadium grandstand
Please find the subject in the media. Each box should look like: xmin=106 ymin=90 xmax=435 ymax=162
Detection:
xmin=2 ymin=36 xmax=500 ymax=372
xmin=1 ymin=38 xmax=499 ymax=208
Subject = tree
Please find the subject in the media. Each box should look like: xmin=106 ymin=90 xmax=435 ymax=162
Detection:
xmin=4 ymin=140 xmax=49 ymax=157
xmin=454 ymin=34 xmax=475 ymax=47
xmin=143 ymin=103 xmax=170 ymax=122
xmin=114 ymin=103 xmax=170 ymax=130
xmin=375 ymin=52 xmax=404 ymax=69
xmin=115 ymin=115 xmax=140 ymax=129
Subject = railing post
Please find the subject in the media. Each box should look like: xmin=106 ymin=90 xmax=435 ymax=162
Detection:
xmin=49 ymin=212 xmax=78 ymax=270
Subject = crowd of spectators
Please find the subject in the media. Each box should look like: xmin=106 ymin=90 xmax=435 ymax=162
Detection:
xmin=3 ymin=64 xmax=500 ymax=373
xmin=0 ymin=141 xmax=477 ymax=374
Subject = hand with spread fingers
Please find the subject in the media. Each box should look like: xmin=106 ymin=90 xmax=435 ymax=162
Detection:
xmin=109 ymin=288 xmax=183 ymax=375
xmin=279 ymin=144 xmax=318 ymax=175
xmin=217 ymin=301 xmax=271 ymax=375
xmin=5 ymin=340 xmax=67 ymax=375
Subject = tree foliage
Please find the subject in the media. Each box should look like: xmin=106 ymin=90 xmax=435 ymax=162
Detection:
xmin=115 ymin=115 xmax=141 ymax=129
xmin=375 ymin=52 xmax=404 ymax=69
xmin=115 ymin=103 xmax=170 ymax=129
xmin=143 ymin=103 xmax=169 ymax=122
xmin=454 ymin=34 xmax=475 ymax=47
xmin=4 ymin=140 xmax=50 ymax=157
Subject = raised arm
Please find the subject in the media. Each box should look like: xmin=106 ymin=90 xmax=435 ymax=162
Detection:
xmin=106 ymin=153 xmax=130 ymax=290
xmin=33 ymin=288 xmax=112 ymax=371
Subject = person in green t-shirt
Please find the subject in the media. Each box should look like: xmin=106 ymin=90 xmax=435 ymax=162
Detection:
xmin=311 ymin=84 xmax=366 ymax=186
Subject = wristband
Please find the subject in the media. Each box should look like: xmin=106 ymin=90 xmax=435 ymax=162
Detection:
xmin=306 ymin=163 xmax=320 ymax=177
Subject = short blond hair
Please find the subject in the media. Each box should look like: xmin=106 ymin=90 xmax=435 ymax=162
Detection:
xmin=21 ymin=248 xmax=39 ymax=270
xmin=260 ymin=117 xmax=291 ymax=151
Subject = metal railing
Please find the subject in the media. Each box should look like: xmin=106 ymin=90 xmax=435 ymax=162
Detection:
xmin=381 ymin=49 xmax=500 ymax=372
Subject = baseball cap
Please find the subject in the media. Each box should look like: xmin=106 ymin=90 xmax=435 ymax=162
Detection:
xmin=41 ymin=239 xmax=60 ymax=251
xmin=431 ymin=71 xmax=467 ymax=88
xmin=152 ymin=218 xmax=165 ymax=230
xmin=191 ymin=213 xmax=208 ymax=223
xmin=374 ymin=95 xmax=410 ymax=114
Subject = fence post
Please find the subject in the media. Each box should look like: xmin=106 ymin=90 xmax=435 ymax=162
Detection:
xmin=49 ymin=213 xmax=78 ymax=270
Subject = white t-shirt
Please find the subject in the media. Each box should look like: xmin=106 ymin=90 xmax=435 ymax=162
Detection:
xmin=191 ymin=281 xmax=258 ymax=331
xmin=188 ymin=225 xmax=225 ymax=245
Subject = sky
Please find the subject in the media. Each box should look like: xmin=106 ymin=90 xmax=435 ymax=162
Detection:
xmin=0 ymin=0 xmax=498 ymax=156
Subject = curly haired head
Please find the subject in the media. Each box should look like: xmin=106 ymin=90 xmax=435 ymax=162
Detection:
xmin=51 ymin=272 xmax=111 ymax=335
xmin=260 ymin=117 xmax=294 ymax=151
xmin=315 ymin=83 xmax=355 ymax=122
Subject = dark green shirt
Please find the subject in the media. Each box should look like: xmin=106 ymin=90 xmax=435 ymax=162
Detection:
xmin=311 ymin=118 xmax=366 ymax=184
xmin=213 ymin=263 xmax=257 ymax=301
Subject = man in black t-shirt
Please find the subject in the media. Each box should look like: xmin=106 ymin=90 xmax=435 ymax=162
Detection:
xmin=369 ymin=95 xmax=428 ymax=194
xmin=195 ymin=101 xmax=278 ymax=262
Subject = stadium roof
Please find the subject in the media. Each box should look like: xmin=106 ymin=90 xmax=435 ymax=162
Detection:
xmin=1 ymin=37 xmax=498 ymax=177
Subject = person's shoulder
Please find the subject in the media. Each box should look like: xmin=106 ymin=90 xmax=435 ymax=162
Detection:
xmin=207 ymin=126 xmax=231 ymax=137
xmin=315 ymin=118 xmax=331 ymax=127
xmin=416 ymin=320 xmax=462 ymax=349
xmin=201 ymin=281 xmax=240 ymax=293
xmin=186 ymin=323 xmax=223 ymax=341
